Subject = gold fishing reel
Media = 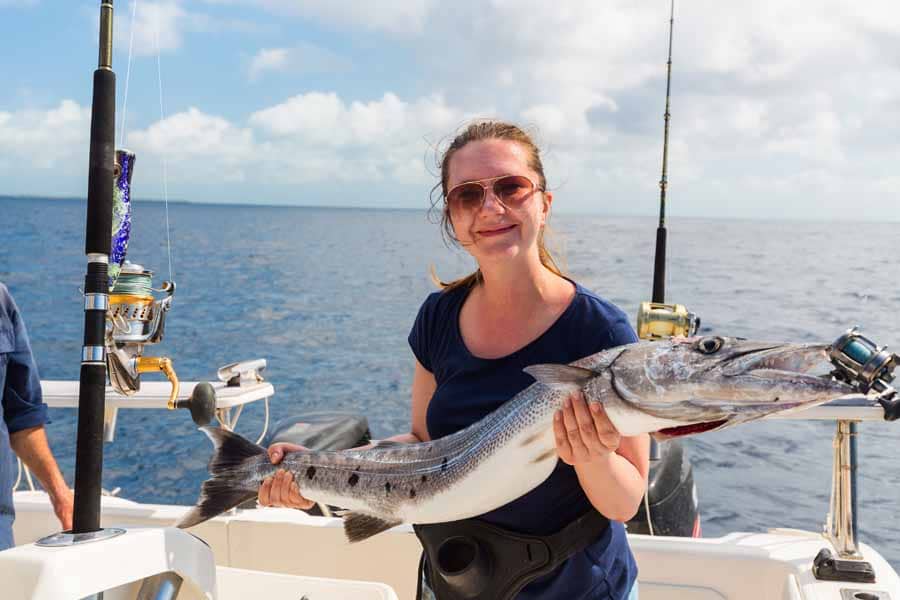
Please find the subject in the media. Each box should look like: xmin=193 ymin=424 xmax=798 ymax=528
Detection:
xmin=106 ymin=261 xmax=180 ymax=409
xmin=636 ymin=301 xmax=700 ymax=340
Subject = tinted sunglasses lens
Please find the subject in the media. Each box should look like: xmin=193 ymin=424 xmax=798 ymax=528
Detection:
xmin=447 ymin=183 xmax=485 ymax=212
xmin=492 ymin=176 xmax=535 ymax=207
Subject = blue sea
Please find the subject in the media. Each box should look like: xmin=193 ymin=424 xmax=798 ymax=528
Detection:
xmin=2 ymin=196 xmax=898 ymax=568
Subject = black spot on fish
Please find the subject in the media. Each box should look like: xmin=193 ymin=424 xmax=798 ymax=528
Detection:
xmin=410 ymin=488 xmax=416 ymax=498
xmin=348 ymin=473 xmax=359 ymax=487
xmin=421 ymin=475 xmax=427 ymax=483
xmin=306 ymin=466 xmax=316 ymax=480
xmin=773 ymin=397 xmax=780 ymax=403
xmin=385 ymin=482 xmax=392 ymax=494
xmin=530 ymin=449 xmax=557 ymax=464
xmin=520 ymin=431 xmax=543 ymax=447
xmin=441 ymin=457 xmax=448 ymax=472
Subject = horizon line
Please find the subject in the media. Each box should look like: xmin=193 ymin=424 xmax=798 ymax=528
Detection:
xmin=1 ymin=193 xmax=896 ymax=225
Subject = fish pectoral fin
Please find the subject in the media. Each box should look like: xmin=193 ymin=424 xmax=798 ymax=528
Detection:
xmin=342 ymin=512 xmax=403 ymax=543
xmin=523 ymin=364 xmax=596 ymax=389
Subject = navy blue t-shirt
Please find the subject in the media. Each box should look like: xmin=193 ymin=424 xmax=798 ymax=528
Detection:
xmin=408 ymin=279 xmax=639 ymax=599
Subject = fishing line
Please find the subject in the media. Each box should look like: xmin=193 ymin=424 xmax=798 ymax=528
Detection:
xmin=117 ymin=0 xmax=139 ymax=148
xmin=154 ymin=6 xmax=175 ymax=283
xmin=108 ymin=270 xmax=154 ymax=296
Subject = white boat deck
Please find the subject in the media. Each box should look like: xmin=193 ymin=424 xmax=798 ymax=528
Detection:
xmin=11 ymin=490 xmax=900 ymax=600
xmin=9 ymin=379 xmax=895 ymax=599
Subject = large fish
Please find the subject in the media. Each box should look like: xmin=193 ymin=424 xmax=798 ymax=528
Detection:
xmin=178 ymin=336 xmax=861 ymax=541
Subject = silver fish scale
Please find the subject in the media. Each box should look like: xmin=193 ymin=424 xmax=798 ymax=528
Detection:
xmin=243 ymin=381 xmax=569 ymax=519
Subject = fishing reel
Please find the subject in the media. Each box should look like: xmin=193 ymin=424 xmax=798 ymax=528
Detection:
xmin=636 ymin=301 xmax=700 ymax=340
xmin=828 ymin=327 xmax=900 ymax=421
xmin=105 ymin=261 xmax=180 ymax=408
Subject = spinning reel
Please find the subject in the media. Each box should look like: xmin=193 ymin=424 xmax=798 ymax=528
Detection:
xmin=828 ymin=327 xmax=900 ymax=421
xmin=106 ymin=262 xmax=179 ymax=408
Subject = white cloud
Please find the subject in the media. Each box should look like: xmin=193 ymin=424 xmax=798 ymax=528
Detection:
xmin=6 ymin=1 xmax=900 ymax=220
xmin=248 ymin=48 xmax=289 ymax=79
xmin=256 ymin=0 xmax=435 ymax=35
xmin=249 ymin=91 xmax=460 ymax=147
xmin=111 ymin=92 xmax=468 ymax=188
xmin=0 ymin=100 xmax=90 ymax=170
xmin=129 ymin=107 xmax=254 ymax=162
xmin=116 ymin=1 xmax=186 ymax=56
xmin=247 ymin=43 xmax=352 ymax=81
xmin=115 ymin=0 xmax=268 ymax=57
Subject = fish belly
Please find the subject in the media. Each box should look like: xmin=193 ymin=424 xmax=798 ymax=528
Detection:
xmin=400 ymin=427 xmax=559 ymax=524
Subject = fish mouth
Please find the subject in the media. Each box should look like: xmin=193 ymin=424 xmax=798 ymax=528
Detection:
xmin=653 ymin=342 xmax=846 ymax=440
xmin=656 ymin=419 xmax=730 ymax=439
xmin=718 ymin=342 xmax=833 ymax=377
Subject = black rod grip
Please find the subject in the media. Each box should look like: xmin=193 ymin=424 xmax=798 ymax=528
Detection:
xmin=651 ymin=226 xmax=667 ymax=304
xmin=85 ymin=68 xmax=116 ymax=256
xmin=73 ymin=363 xmax=107 ymax=533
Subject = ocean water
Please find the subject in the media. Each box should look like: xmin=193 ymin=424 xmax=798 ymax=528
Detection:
xmin=2 ymin=196 xmax=898 ymax=568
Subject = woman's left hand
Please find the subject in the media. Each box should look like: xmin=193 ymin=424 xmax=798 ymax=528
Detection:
xmin=553 ymin=391 xmax=620 ymax=465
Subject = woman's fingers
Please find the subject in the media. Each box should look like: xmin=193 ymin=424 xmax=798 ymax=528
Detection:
xmin=553 ymin=410 xmax=574 ymax=465
xmin=288 ymin=482 xmax=315 ymax=510
xmin=570 ymin=392 xmax=605 ymax=454
xmin=258 ymin=475 xmax=273 ymax=506
xmin=554 ymin=391 xmax=622 ymax=465
xmin=590 ymin=402 xmax=621 ymax=452
xmin=562 ymin=395 xmax=590 ymax=462
xmin=268 ymin=442 xmax=307 ymax=465
xmin=259 ymin=469 xmax=315 ymax=510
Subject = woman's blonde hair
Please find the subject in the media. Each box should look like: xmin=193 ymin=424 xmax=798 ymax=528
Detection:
xmin=429 ymin=120 xmax=564 ymax=291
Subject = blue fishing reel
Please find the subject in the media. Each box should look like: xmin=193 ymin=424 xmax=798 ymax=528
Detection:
xmin=828 ymin=328 xmax=900 ymax=421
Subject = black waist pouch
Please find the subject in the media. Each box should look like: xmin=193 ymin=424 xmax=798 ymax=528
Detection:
xmin=414 ymin=509 xmax=610 ymax=600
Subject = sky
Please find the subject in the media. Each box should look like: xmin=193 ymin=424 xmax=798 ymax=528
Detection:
xmin=1 ymin=1 xmax=899 ymax=220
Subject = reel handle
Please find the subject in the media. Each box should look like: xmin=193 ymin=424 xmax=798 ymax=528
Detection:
xmin=877 ymin=391 xmax=900 ymax=422
xmin=175 ymin=382 xmax=217 ymax=427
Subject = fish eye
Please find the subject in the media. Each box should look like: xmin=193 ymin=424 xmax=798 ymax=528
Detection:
xmin=696 ymin=336 xmax=724 ymax=354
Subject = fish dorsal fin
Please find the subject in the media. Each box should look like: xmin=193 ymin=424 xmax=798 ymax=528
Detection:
xmin=523 ymin=364 xmax=596 ymax=388
xmin=342 ymin=512 xmax=402 ymax=543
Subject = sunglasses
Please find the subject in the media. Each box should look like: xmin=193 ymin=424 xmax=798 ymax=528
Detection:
xmin=445 ymin=174 xmax=544 ymax=213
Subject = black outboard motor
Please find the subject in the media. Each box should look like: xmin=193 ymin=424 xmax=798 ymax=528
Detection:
xmin=626 ymin=439 xmax=699 ymax=537
xmin=263 ymin=411 xmax=371 ymax=452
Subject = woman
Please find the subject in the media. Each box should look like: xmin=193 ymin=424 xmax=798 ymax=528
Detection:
xmin=260 ymin=121 xmax=648 ymax=599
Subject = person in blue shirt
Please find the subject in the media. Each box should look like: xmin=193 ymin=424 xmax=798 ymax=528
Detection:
xmin=259 ymin=121 xmax=648 ymax=599
xmin=0 ymin=283 xmax=73 ymax=551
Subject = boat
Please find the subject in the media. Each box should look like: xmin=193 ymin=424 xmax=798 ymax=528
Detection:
xmin=7 ymin=372 xmax=900 ymax=599
xmin=2 ymin=2 xmax=899 ymax=599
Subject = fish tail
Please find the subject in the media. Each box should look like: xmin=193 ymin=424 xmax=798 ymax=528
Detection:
xmin=177 ymin=426 xmax=265 ymax=529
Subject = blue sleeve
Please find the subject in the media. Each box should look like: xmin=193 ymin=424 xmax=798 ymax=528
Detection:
xmin=608 ymin=316 xmax=638 ymax=346
xmin=1 ymin=285 xmax=48 ymax=434
xmin=408 ymin=293 xmax=438 ymax=372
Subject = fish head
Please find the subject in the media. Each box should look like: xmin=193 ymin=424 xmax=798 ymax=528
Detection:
xmin=604 ymin=336 xmax=858 ymax=437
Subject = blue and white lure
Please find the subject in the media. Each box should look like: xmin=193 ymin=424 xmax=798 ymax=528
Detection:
xmin=110 ymin=149 xmax=135 ymax=287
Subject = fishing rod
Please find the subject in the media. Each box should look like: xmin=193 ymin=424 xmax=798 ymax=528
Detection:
xmin=637 ymin=0 xmax=698 ymax=341
xmin=40 ymin=1 xmax=206 ymax=544
xmin=71 ymin=0 xmax=118 ymax=536
xmin=652 ymin=0 xmax=674 ymax=306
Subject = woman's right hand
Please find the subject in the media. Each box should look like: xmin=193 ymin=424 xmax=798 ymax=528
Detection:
xmin=258 ymin=442 xmax=316 ymax=510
